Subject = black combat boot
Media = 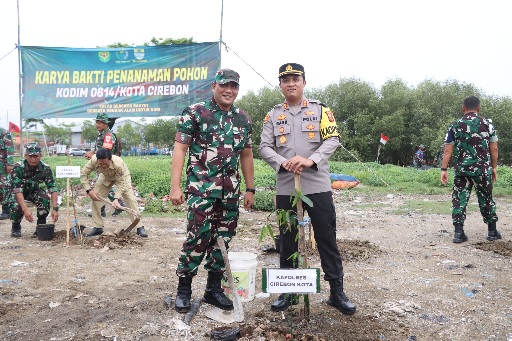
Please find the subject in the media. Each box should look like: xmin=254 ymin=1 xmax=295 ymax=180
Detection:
xmin=453 ymin=224 xmax=468 ymax=243
xmin=11 ymin=222 xmax=21 ymax=238
xmin=487 ymin=221 xmax=502 ymax=241
xmin=271 ymin=293 xmax=299 ymax=312
xmin=85 ymin=227 xmax=104 ymax=237
xmin=0 ymin=204 xmax=9 ymax=220
xmin=175 ymin=275 xmax=193 ymax=313
xmin=203 ymin=271 xmax=234 ymax=311
xmin=112 ymin=198 xmax=126 ymax=216
xmin=136 ymin=226 xmax=148 ymax=237
xmin=327 ymin=278 xmax=356 ymax=315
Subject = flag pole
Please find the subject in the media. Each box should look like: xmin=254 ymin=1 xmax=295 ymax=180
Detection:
xmin=218 ymin=0 xmax=224 ymax=66
xmin=376 ymin=144 xmax=382 ymax=163
xmin=16 ymin=0 xmax=23 ymax=157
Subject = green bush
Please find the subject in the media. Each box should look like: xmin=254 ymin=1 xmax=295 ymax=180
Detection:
xmin=252 ymin=190 xmax=276 ymax=212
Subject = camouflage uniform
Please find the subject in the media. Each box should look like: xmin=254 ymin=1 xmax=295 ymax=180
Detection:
xmin=175 ymin=96 xmax=253 ymax=276
xmin=93 ymin=113 xmax=119 ymax=205
xmin=0 ymin=128 xmax=14 ymax=215
xmin=9 ymin=155 xmax=58 ymax=224
xmin=444 ymin=112 xmax=498 ymax=225
xmin=95 ymin=128 xmax=119 ymax=156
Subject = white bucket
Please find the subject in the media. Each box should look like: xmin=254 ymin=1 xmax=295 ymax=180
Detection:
xmin=221 ymin=252 xmax=257 ymax=302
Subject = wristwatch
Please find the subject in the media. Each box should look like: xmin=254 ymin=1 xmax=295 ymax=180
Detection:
xmin=86 ymin=189 xmax=91 ymax=194
xmin=441 ymin=168 xmax=448 ymax=171
xmin=246 ymin=188 xmax=256 ymax=194
xmin=53 ymin=207 xmax=59 ymax=212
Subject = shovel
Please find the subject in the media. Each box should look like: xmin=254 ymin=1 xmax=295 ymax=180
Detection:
xmin=97 ymin=195 xmax=141 ymax=234
xmin=205 ymin=238 xmax=244 ymax=323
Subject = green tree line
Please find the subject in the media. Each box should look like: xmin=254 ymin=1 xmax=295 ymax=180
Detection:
xmin=237 ymin=78 xmax=512 ymax=165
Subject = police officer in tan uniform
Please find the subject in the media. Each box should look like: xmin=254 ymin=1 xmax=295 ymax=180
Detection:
xmin=259 ymin=63 xmax=356 ymax=314
xmin=81 ymin=148 xmax=147 ymax=237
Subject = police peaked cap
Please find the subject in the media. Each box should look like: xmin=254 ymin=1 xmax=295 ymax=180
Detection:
xmin=278 ymin=63 xmax=305 ymax=78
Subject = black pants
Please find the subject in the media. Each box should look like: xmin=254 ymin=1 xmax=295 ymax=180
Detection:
xmin=276 ymin=192 xmax=344 ymax=281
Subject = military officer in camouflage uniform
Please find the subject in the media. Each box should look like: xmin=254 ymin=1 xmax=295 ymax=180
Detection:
xmin=8 ymin=144 xmax=59 ymax=238
xmin=84 ymin=112 xmax=124 ymax=217
xmin=259 ymin=63 xmax=356 ymax=315
xmin=169 ymin=68 xmax=255 ymax=313
xmin=81 ymin=148 xmax=147 ymax=237
xmin=441 ymin=96 xmax=500 ymax=243
xmin=85 ymin=113 xmax=119 ymax=159
xmin=0 ymin=127 xmax=15 ymax=220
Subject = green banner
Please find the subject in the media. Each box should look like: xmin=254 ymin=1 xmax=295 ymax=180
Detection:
xmin=20 ymin=43 xmax=220 ymax=119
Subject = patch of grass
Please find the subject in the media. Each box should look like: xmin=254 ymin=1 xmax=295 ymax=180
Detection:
xmin=391 ymin=199 xmax=480 ymax=215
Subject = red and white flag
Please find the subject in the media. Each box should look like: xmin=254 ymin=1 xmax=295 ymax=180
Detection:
xmin=9 ymin=122 xmax=20 ymax=134
xmin=380 ymin=133 xmax=389 ymax=145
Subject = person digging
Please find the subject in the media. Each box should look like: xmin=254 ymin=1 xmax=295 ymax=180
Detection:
xmin=80 ymin=148 xmax=147 ymax=237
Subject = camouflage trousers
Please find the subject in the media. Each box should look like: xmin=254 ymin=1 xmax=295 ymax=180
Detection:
xmin=176 ymin=195 xmax=240 ymax=276
xmin=8 ymin=189 xmax=51 ymax=223
xmin=452 ymin=174 xmax=498 ymax=225
xmin=0 ymin=160 xmax=11 ymax=204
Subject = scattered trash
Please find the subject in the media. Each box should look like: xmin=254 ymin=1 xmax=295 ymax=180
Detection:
xmin=163 ymin=295 xmax=173 ymax=309
xmin=0 ymin=279 xmax=13 ymax=284
xmin=183 ymin=298 xmax=202 ymax=325
xmin=255 ymin=292 xmax=270 ymax=299
xmin=49 ymin=302 xmax=61 ymax=308
xmin=407 ymin=336 xmax=417 ymax=341
xmin=463 ymin=287 xmax=477 ymax=298
xmin=210 ymin=326 xmax=240 ymax=340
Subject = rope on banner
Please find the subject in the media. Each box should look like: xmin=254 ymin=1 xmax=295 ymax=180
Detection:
xmin=219 ymin=40 xmax=275 ymax=89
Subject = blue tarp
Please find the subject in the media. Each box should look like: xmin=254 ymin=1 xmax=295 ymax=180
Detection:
xmin=329 ymin=173 xmax=359 ymax=182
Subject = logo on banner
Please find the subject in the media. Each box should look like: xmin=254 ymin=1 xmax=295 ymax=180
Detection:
xmin=98 ymin=52 xmax=111 ymax=63
xmin=134 ymin=49 xmax=145 ymax=60
xmin=116 ymin=50 xmax=128 ymax=60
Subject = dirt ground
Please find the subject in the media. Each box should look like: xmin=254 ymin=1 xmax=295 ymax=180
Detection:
xmin=1 ymin=189 xmax=511 ymax=341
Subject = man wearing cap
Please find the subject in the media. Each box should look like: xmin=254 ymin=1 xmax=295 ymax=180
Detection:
xmin=85 ymin=112 xmax=127 ymax=218
xmin=81 ymin=148 xmax=147 ymax=237
xmin=0 ymin=127 xmax=15 ymax=220
xmin=169 ymin=68 xmax=255 ymax=313
xmin=259 ymin=63 xmax=356 ymax=315
xmin=8 ymin=143 xmax=59 ymax=238
xmin=85 ymin=113 xmax=120 ymax=159
xmin=414 ymin=144 xmax=426 ymax=168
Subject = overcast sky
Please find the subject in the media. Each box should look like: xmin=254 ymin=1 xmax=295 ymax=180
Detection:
xmin=0 ymin=0 xmax=510 ymax=129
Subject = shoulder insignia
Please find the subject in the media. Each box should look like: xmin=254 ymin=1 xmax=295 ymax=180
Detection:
xmin=263 ymin=113 xmax=270 ymax=125
xmin=283 ymin=102 xmax=288 ymax=110
xmin=302 ymin=100 xmax=308 ymax=107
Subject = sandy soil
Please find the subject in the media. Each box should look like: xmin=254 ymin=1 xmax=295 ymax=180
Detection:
xmin=0 ymin=190 xmax=511 ymax=341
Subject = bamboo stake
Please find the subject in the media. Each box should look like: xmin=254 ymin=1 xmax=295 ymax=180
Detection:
xmin=294 ymin=173 xmax=309 ymax=319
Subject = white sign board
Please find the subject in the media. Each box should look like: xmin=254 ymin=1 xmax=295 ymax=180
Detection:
xmin=262 ymin=268 xmax=320 ymax=294
xmin=56 ymin=166 xmax=81 ymax=178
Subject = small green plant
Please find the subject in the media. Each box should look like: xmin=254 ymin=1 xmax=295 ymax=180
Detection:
xmin=259 ymin=187 xmax=314 ymax=336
